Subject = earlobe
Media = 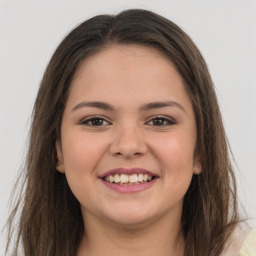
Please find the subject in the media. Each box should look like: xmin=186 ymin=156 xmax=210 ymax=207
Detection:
xmin=193 ymin=155 xmax=202 ymax=175
xmin=55 ymin=141 xmax=65 ymax=173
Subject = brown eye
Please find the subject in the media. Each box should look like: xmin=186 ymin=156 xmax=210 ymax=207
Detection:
xmin=80 ymin=116 xmax=110 ymax=126
xmin=89 ymin=118 xmax=104 ymax=126
xmin=147 ymin=116 xmax=176 ymax=126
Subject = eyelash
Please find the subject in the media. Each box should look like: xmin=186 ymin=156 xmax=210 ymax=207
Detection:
xmin=79 ymin=115 xmax=176 ymax=127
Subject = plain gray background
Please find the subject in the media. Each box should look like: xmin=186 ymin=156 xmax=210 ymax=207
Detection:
xmin=0 ymin=0 xmax=255 ymax=253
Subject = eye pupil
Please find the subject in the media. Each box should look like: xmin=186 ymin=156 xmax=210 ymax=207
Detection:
xmin=92 ymin=119 xmax=103 ymax=125
xmin=153 ymin=118 xmax=164 ymax=125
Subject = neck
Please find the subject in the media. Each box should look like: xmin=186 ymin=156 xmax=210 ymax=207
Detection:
xmin=77 ymin=211 xmax=184 ymax=256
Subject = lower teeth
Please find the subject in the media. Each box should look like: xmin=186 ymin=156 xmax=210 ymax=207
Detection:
xmin=105 ymin=180 xmax=150 ymax=185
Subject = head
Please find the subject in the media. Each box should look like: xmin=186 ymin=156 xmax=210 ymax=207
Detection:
xmin=8 ymin=9 xmax=238 ymax=256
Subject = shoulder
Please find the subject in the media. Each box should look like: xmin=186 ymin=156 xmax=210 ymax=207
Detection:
xmin=238 ymin=229 xmax=256 ymax=256
xmin=221 ymin=223 xmax=253 ymax=256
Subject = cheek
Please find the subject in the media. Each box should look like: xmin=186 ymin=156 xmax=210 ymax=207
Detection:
xmin=155 ymin=131 xmax=195 ymax=165
xmin=61 ymin=131 xmax=109 ymax=208
xmin=61 ymin=131 xmax=106 ymax=183
xmin=152 ymin=132 xmax=196 ymax=189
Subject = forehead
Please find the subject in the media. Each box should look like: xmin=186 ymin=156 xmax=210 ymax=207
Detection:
xmin=74 ymin=44 xmax=174 ymax=78
xmin=67 ymin=44 xmax=193 ymax=113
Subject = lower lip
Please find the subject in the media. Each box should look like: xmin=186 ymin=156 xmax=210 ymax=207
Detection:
xmin=101 ymin=178 xmax=158 ymax=193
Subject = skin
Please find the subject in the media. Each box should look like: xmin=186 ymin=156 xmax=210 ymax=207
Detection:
xmin=56 ymin=44 xmax=201 ymax=256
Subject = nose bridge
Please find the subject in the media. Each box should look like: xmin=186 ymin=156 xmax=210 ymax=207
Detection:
xmin=110 ymin=120 xmax=147 ymax=157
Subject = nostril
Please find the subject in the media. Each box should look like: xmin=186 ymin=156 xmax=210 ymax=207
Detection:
xmin=114 ymin=152 xmax=142 ymax=158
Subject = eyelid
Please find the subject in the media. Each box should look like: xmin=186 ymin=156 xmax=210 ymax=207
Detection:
xmin=79 ymin=115 xmax=112 ymax=126
xmin=146 ymin=115 xmax=176 ymax=126
xmin=78 ymin=114 xmax=176 ymax=126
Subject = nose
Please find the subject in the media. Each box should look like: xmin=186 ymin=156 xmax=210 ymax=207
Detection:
xmin=109 ymin=124 xmax=148 ymax=158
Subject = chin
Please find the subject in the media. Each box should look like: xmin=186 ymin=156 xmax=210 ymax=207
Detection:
xmin=109 ymin=215 xmax=154 ymax=228
xmin=103 ymin=204 xmax=158 ymax=228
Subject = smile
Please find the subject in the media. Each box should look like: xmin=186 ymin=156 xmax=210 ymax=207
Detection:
xmin=103 ymin=173 xmax=154 ymax=185
xmin=99 ymin=167 xmax=159 ymax=193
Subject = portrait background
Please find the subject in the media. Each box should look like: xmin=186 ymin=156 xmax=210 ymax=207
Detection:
xmin=0 ymin=0 xmax=255 ymax=253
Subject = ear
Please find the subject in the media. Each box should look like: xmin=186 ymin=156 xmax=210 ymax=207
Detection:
xmin=55 ymin=140 xmax=65 ymax=173
xmin=193 ymin=154 xmax=202 ymax=175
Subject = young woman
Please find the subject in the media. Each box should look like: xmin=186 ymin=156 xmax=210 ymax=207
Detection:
xmin=6 ymin=9 xmax=255 ymax=256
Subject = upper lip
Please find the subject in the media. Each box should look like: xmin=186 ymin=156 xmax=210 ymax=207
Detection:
xmin=99 ymin=167 xmax=158 ymax=178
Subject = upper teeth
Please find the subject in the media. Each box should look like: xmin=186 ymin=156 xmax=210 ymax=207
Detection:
xmin=104 ymin=173 xmax=153 ymax=184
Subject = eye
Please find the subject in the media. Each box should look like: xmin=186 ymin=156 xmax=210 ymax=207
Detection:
xmin=146 ymin=116 xmax=176 ymax=126
xmin=79 ymin=116 xmax=111 ymax=126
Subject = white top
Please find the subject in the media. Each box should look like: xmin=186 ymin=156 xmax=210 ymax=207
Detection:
xmin=221 ymin=225 xmax=256 ymax=256
xmin=239 ymin=229 xmax=256 ymax=256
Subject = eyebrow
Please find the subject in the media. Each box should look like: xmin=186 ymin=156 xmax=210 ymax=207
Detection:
xmin=72 ymin=100 xmax=186 ymax=113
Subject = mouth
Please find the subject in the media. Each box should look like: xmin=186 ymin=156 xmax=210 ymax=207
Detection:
xmin=102 ymin=173 xmax=157 ymax=185
xmin=99 ymin=168 xmax=159 ymax=192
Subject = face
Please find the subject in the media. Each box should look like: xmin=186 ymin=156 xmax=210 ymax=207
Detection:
xmin=56 ymin=45 xmax=201 ymax=227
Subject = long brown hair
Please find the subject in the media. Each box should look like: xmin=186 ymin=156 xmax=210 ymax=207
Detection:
xmin=6 ymin=9 xmax=239 ymax=256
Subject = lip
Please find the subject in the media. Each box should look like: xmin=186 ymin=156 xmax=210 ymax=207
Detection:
xmin=101 ymin=178 xmax=158 ymax=193
xmin=98 ymin=167 xmax=159 ymax=194
xmin=98 ymin=167 xmax=158 ymax=178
